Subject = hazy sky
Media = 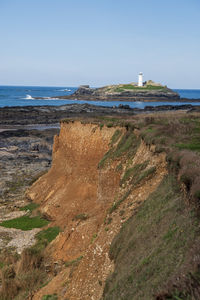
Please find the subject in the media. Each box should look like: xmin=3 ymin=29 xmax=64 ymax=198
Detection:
xmin=0 ymin=0 xmax=200 ymax=88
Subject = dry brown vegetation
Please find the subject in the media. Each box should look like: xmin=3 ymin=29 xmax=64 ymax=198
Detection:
xmin=135 ymin=113 xmax=200 ymax=207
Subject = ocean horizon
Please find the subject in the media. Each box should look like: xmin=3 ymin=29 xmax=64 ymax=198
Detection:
xmin=0 ymin=85 xmax=200 ymax=109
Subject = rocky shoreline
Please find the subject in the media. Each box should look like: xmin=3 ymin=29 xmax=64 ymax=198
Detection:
xmin=0 ymin=127 xmax=58 ymax=251
xmin=1 ymin=103 xmax=200 ymax=127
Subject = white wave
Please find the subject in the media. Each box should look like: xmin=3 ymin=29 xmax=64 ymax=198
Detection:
xmin=57 ymin=89 xmax=71 ymax=92
xmin=25 ymin=94 xmax=34 ymax=100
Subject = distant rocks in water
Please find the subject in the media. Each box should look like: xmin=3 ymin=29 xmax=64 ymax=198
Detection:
xmin=144 ymin=104 xmax=194 ymax=111
xmin=118 ymin=104 xmax=131 ymax=109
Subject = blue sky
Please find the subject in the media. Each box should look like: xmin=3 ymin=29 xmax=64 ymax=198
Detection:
xmin=0 ymin=0 xmax=199 ymax=88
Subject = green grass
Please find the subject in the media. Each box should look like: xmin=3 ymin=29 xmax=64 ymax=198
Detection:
xmin=175 ymin=141 xmax=200 ymax=152
xmin=120 ymin=161 xmax=149 ymax=186
xmin=31 ymin=226 xmax=60 ymax=252
xmin=133 ymin=166 xmax=156 ymax=186
xmin=42 ymin=295 xmax=58 ymax=300
xmin=98 ymin=149 xmax=113 ymax=168
xmin=114 ymin=132 xmax=137 ymax=157
xmin=20 ymin=203 xmax=39 ymax=212
xmin=111 ymin=130 xmax=122 ymax=145
xmin=36 ymin=227 xmax=60 ymax=243
xmin=0 ymin=262 xmax=5 ymax=269
xmin=0 ymin=216 xmax=49 ymax=231
xmin=99 ymin=123 xmax=104 ymax=130
xmin=106 ymin=122 xmax=114 ymax=128
xmin=114 ymin=84 xmax=166 ymax=92
xmin=99 ymin=132 xmax=139 ymax=168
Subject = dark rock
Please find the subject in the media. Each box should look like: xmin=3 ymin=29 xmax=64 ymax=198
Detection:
xmin=118 ymin=104 xmax=131 ymax=109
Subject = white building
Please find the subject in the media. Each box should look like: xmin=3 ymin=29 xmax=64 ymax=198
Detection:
xmin=138 ymin=72 xmax=143 ymax=87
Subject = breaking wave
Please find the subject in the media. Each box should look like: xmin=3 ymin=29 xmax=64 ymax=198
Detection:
xmin=25 ymin=94 xmax=34 ymax=100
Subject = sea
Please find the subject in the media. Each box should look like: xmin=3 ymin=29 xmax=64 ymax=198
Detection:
xmin=0 ymin=86 xmax=200 ymax=109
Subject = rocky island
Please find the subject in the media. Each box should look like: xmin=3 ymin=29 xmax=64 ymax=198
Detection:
xmin=56 ymin=80 xmax=181 ymax=102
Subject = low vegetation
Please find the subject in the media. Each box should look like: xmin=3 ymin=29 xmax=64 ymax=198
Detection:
xmin=114 ymin=84 xmax=167 ymax=92
xmin=65 ymin=255 xmax=83 ymax=268
xmin=109 ymin=190 xmax=132 ymax=214
xmin=120 ymin=160 xmax=149 ymax=186
xmin=96 ymin=112 xmax=200 ymax=299
xmin=137 ymin=113 xmax=200 ymax=203
xmin=42 ymin=295 xmax=58 ymax=300
xmin=0 ymin=226 xmax=60 ymax=299
xmin=20 ymin=202 xmax=39 ymax=212
xmin=0 ymin=215 xmax=49 ymax=231
xmin=32 ymin=226 xmax=60 ymax=252
xmin=103 ymin=175 xmax=200 ymax=299
xmin=98 ymin=127 xmax=140 ymax=168
xmin=110 ymin=129 xmax=122 ymax=145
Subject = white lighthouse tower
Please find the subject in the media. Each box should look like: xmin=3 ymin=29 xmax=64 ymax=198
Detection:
xmin=138 ymin=72 xmax=143 ymax=87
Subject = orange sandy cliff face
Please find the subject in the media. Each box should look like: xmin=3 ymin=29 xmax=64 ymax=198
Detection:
xmin=27 ymin=121 xmax=120 ymax=261
xmin=27 ymin=121 xmax=167 ymax=300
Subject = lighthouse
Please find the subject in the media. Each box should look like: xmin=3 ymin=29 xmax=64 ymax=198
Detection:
xmin=138 ymin=72 xmax=143 ymax=87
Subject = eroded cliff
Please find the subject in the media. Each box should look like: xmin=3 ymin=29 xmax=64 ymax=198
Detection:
xmin=26 ymin=120 xmax=167 ymax=299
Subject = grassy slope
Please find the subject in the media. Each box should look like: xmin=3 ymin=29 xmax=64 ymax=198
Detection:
xmin=102 ymin=175 xmax=200 ymax=299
